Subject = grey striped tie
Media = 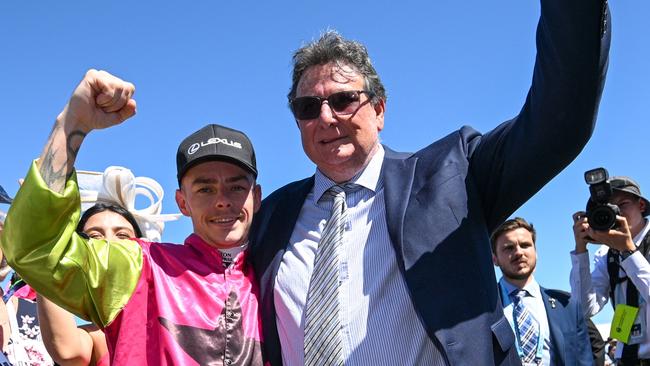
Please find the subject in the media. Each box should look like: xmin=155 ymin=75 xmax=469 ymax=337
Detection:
xmin=304 ymin=184 xmax=348 ymax=366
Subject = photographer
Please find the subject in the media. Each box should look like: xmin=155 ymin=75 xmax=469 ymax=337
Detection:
xmin=570 ymin=175 xmax=650 ymax=365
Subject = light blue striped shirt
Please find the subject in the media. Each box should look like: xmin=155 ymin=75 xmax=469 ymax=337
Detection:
xmin=274 ymin=146 xmax=443 ymax=365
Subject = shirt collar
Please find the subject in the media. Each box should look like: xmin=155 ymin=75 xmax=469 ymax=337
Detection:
xmin=499 ymin=277 xmax=541 ymax=299
xmin=633 ymin=219 xmax=650 ymax=246
xmin=313 ymin=144 xmax=385 ymax=201
xmin=184 ymin=233 xmax=248 ymax=270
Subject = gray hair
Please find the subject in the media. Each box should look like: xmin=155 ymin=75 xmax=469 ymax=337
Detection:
xmin=288 ymin=30 xmax=387 ymax=104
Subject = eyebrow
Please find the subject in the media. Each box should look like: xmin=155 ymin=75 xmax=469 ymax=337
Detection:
xmin=84 ymin=226 xmax=134 ymax=234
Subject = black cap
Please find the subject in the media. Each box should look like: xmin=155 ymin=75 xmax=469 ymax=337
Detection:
xmin=0 ymin=185 xmax=12 ymax=204
xmin=586 ymin=176 xmax=650 ymax=217
xmin=176 ymin=124 xmax=257 ymax=184
xmin=610 ymin=176 xmax=650 ymax=216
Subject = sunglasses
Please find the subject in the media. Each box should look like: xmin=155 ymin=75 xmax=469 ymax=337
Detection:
xmin=290 ymin=90 xmax=375 ymax=120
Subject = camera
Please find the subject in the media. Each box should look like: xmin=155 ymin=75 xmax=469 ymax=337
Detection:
xmin=584 ymin=167 xmax=620 ymax=231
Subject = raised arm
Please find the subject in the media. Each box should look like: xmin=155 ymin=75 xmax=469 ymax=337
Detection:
xmin=569 ymin=211 xmax=610 ymax=317
xmin=0 ymin=70 xmax=143 ymax=327
xmin=470 ymin=0 xmax=611 ymax=229
xmin=38 ymin=69 xmax=136 ymax=193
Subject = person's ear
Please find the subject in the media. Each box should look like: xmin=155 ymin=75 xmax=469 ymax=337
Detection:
xmin=175 ymin=189 xmax=191 ymax=217
xmin=253 ymin=184 xmax=262 ymax=213
xmin=373 ymin=98 xmax=385 ymax=132
xmin=639 ymin=198 xmax=647 ymax=215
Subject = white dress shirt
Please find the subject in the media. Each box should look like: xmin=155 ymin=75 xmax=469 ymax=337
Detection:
xmin=499 ymin=277 xmax=552 ymax=366
xmin=570 ymin=219 xmax=650 ymax=359
xmin=273 ymin=145 xmax=442 ymax=365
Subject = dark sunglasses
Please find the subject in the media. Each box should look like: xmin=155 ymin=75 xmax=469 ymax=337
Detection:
xmin=290 ymin=90 xmax=375 ymax=120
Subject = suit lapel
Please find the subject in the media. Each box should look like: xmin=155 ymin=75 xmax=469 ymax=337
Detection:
xmin=382 ymin=147 xmax=417 ymax=267
xmin=541 ymin=287 xmax=565 ymax=364
xmin=257 ymin=177 xmax=314 ymax=304
xmin=253 ymin=177 xmax=314 ymax=366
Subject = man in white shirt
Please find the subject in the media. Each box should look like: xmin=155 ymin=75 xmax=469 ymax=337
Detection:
xmin=570 ymin=176 xmax=650 ymax=365
xmin=492 ymin=217 xmax=592 ymax=365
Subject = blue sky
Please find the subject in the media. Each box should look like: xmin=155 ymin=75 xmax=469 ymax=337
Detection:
xmin=1 ymin=1 xmax=649 ymax=326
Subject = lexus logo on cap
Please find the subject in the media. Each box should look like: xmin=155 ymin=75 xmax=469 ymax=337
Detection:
xmin=187 ymin=137 xmax=243 ymax=155
xmin=188 ymin=143 xmax=200 ymax=155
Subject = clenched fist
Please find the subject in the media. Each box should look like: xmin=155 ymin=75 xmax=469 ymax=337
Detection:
xmin=59 ymin=69 xmax=136 ymax=133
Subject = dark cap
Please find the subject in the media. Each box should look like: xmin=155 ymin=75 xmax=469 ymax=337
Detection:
xmin=610 ymin=176 xmax=650 ymax=216
xmin=0 ymin=185 xmax=12 ymax=204
xmin=176 ymin=124 xmax=257 ymax=184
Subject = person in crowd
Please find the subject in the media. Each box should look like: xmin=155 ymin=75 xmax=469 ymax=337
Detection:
xmin=249 ymin=0 xmax=610 ymax=363
xmin=491 ymin=217 xmax=592 ymax=365
xmin=570 ymin=176 xmax=650 ymax=365
xmin=1 ymin=186 xmax=54 ymax=365
xmin=0 ymin=70 xmax=264 ymax=365
xmin=0 ymin=210 xmax=7 ymax=351
xmin=37 ymin=165 xmax=178 ymax=366
xmin=0 ymin=211 xmax=11 ymax=362
xmin=36 ymin=204 xmax=136 ymax=366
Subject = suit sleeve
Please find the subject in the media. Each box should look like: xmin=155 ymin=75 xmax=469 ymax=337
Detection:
xmin=0 ymin=160 xmax=144 ymax=327
xmin=468 ymin=0 xmax=611 ymax=230
xmin=574 ymin=298 xmax=597 ymax=365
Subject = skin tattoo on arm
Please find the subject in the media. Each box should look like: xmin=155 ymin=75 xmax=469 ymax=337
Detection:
xmin=36 ymin=69 xmax=136 ymax=194
xmin=38 ymin=121 xmax=87 ymax=194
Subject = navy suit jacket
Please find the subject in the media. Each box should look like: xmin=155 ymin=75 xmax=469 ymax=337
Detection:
xmin=250 ymin=0 xmax=611 ymax=364
xmin=540 ymin=289 xmax=593 ymax=366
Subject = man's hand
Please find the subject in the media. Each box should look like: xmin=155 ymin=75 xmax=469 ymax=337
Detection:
xmin=58 ymin=69 xmax=136 ymax=133
xmin=572 ymin=211 xmax=591 ymax=253
xmin=37 ymin=70 xmax=136 ymax=193
xmin=585 ymin=215 xmax=636 ymax=253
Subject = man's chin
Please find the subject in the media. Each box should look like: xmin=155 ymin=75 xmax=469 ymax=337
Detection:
xmin=198 ymin=232 xmax=247 ymax=250
xmin=503 ymin=270 xmax=532 ymax=281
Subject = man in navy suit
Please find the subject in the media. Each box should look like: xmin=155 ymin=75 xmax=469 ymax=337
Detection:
xmin=491 ymin=217 xmax=592 ymax=365
xmin=249 ymin=0 xmax=611 ymax=364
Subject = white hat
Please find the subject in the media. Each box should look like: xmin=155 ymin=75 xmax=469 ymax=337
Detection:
xmin=77 ymin=167 xmax=181 ymax=242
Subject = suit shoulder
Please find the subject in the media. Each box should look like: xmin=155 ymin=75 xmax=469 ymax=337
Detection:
xmin=542 ymin=288 xmax=571 ymax=306
xmin=397 ymin=126 xmax=482 ymax=178
xmin=262 ymin=177 xmax=313 ymax=207
xmin=412 ymin=125 xmax=483 ymax=158
xmin=257 ymin=176 xmax=314 ymax=224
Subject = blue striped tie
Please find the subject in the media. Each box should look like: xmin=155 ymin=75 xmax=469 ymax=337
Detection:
xmin=511 ymin=289 xmax=539 ymax=364
xmin=304 ymin=185 xmax=348 ymax=366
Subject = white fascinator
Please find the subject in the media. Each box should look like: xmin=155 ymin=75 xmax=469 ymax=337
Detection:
xmin=77 ymin=166 xmax=181 ymax=242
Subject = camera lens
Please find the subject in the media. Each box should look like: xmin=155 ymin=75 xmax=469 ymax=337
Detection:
xmin=587 ymin=204 xmax=619 ymax=231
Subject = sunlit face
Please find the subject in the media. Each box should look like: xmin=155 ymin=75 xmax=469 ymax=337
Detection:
xmin=295 ymin=62 xmax=385 ymax=183
xmin=492 ymin=228 xmax=537 ymax=283
xmin=83 ymin=211 xmax=137 ymax=241
xmin=175 ymin=160 xmax=261 ymax=249
xmin=610 ymin=191 xmax=646 ymax=236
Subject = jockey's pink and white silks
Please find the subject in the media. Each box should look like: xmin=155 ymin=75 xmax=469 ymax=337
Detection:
xmin=1 ymin=161 xmax=265 ymax=365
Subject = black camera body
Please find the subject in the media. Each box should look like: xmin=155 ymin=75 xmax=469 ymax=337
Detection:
xmin=585 ymin=167 xmax=621 ymax=231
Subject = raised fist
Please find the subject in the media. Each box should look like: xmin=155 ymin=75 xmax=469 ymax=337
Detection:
xmin=59 ymin=69 xmax=136 ymax=132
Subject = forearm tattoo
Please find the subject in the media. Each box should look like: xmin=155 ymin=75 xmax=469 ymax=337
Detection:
xmin=66 ymin=130 xmax=87 ymax=162
xmin=38 ymin=123 xmax=87 ymax=193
